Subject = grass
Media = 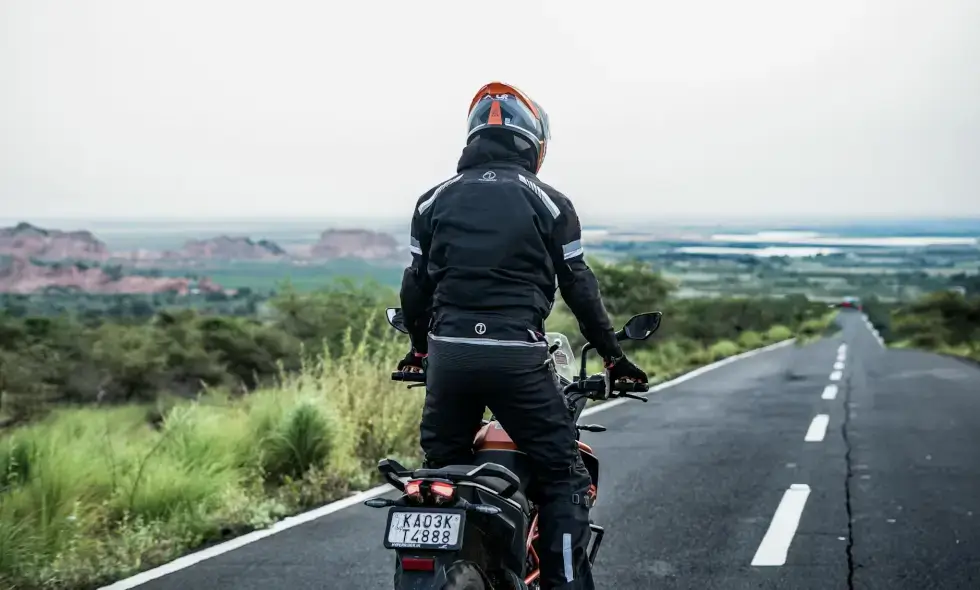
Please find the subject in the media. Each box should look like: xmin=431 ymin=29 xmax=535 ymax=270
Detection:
xmin=159 ymin=260 xmax=404 ymax=293
xmin=890 ymin=339 xmax=980 ymax=363
xmin=0 ymin=320 xmax=803 ymax=589
xmin=794 ymin=311 xmax=840 ymax=345
xmin=0 ymin=319 xmax=422 ymax=590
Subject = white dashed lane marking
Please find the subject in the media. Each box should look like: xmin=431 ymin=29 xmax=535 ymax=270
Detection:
xmin=751 ymin=484 xmax=812 ymax=566
xmin=804 ymin=414 xmax=830 ymax=442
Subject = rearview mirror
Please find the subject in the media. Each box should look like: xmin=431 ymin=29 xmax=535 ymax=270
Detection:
xmin=385 ymin=307 xmax=409 ymax=334
xmin=619 ymin=311 xmax=662 ymax=341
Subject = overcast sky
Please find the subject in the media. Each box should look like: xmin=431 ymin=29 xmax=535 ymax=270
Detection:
xmin=1 ymin=0 xmax=978 ymax=222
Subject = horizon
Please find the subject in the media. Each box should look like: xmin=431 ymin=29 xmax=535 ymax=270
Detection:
xmin=3 ymin=215 xmax=979 ymax=244
xmin=5 ymin=214 xmax=980 ymax=226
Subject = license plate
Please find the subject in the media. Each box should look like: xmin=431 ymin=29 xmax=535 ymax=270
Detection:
xmin=384 ymin=508 xmax=465 ymax=550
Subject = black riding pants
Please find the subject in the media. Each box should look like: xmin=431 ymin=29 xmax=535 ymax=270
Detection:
xmin=419 ymin=311 xmax=595 ymax=590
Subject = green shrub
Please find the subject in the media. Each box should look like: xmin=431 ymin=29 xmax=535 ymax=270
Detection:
xmin=765 ymin=324 xmax=793 ymax=342
xmin=708 ymin=340 xmax=741 ymax=361
xmin=887 ymin=291 xmax=980 ymax=360
xmin=737 ymin=330 xmax=763 ymax=349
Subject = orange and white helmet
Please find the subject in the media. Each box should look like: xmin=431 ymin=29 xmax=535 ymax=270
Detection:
xmin=466 ymin=82 xmax=551 ymax=173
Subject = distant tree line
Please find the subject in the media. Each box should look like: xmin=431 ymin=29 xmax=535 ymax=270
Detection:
xmin=0 ymin=262 xmax=833 ymax=426
xmin=0 ymin=289 xmax=263 ymax=321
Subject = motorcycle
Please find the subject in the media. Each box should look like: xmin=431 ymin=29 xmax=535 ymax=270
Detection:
xmin=366 ymin=308 xmax=663 ymax=589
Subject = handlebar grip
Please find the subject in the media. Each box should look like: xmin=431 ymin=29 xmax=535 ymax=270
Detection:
xmin=390 ymin=371 xmax=426 ymax=383
xmin=613 ymin=380 xmax=650 ymax=393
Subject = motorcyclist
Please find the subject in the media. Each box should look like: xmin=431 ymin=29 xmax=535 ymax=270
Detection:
xmin=397 ymin=81 xmax=648 ymax=590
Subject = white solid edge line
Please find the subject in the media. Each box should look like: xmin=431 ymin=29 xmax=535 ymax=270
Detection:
xmin=751 ymin=483 xmax=812 ymax=566
xmin=821 ymin=384 xmax=839 ymax=400
xmin=861 ymin=314 xmax=885 ymax=348
xmin=101 ymin=337 xmax=797 ymax=590
xmin=804 ymin=414 xmax=830 ymax=442
xmin=98 ymin=483 xmax=394 ymax=590
xmin=829 ymin=370 xmax=843 ymax=381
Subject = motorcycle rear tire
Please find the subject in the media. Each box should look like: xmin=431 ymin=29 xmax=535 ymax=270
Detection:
xmin=443 ymin=560 xmax=487 ymax=590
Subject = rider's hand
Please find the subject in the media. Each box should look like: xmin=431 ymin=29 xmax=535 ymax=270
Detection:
xmin=604 ymin=355 xmax=648 ymax=383
xmin=397 ymin=350 xmax=427 ymax=373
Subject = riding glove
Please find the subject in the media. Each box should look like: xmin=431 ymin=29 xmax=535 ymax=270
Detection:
xmin=604 ymin=355 xmax=648 ymax=383
xmin=397 ymin=350 xmax=427 ymax=372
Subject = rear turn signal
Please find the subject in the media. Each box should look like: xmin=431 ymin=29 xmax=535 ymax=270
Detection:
xmin=401 ymin=557 xmax=435 ymax=571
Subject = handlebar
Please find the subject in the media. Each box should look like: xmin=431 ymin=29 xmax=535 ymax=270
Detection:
xmin=390 ymin=371 xmax=426 ymax=383
xmin=390 ymin=370 xmax=648 ymax=402
xmin=562 ymin=374 xmax=650 ymax=402
xmin=611 ymin=380 xmax=649 ymax=393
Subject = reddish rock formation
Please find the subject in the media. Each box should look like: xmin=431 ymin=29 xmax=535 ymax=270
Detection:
xmin=310 ymin=229 xmax=399 ymax=260
xmin=0 ymin=221 xmax=402 ymax=293
xmin=0 ymin=257 xmax=224 ymax=295
xmin=0 ymin=222 xmax=110 ymax=261
xmin=163 ymin=236 xmax=287 ymax=260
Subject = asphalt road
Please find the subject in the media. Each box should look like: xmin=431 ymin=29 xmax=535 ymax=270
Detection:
xmin=111 ymin=312 xmax=980 ymax=590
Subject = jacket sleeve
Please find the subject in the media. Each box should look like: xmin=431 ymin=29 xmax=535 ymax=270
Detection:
xmin=546 ymin=196 xmax=624 ymax=361
xmin=399 ymin=198 xmax=435 ymax=353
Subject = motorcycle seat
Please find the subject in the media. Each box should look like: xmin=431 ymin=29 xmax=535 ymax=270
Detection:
xmin=469 ymin=475 xmax=531 ymax=514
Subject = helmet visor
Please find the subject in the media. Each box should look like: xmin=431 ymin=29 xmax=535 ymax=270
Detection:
xmin=467 ymin=92 xmax=546 ymax=144
xmin=533 ymin=100 xmax=551 ymax=141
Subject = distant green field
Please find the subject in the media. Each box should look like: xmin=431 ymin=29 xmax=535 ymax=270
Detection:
xmin=593 ymin=237 xmax=978 ymax=303
xmin=158 ymin=260 xmax=404 ymax=292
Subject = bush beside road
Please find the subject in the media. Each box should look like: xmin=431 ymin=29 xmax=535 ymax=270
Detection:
xmin=862 ymin=290 xmax=980 ymax=362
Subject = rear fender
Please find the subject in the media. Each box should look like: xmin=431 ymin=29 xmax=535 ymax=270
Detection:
xmin=465 ymin=484 xmax=529 ymax=575
xmin=394 ymin=551 xmax=466 ymax=589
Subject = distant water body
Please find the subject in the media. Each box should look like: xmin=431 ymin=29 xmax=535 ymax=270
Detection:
xmin=711 ymin=231 xmax=978 ymax=248
xmin=673 ymin=231 xmax=977 ymax=258
xmin=677 ymin=246 xmax=843 ymax=257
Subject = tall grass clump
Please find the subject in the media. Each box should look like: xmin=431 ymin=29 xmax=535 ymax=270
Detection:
xmin=259 ymin=401 xmax=335 ymax=482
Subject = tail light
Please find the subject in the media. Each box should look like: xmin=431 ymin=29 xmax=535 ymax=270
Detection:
xmin=401 ymin=557 xmax=435 ymax=571
xmin=429 ymin=481 xmax=456 ymax=504
xmin=405 ymin=480 xmax=423 ymax=503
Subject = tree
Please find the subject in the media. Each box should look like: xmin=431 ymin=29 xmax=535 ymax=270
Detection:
xmin=589 ymin=258 xmax=676 ymax=317
xmin=269 ymin=279 xmax=395 ymax=356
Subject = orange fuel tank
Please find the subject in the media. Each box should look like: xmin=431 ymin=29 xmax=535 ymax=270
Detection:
xmin=474 ymin=421 xmax=595 ymax=455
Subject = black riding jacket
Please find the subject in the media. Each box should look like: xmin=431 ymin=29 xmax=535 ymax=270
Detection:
xmin=399 ymin=136 xmax=623 ymax=361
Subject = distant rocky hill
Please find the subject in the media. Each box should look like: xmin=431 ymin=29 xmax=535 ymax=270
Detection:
xmin=309 ymin=229 xmax=399 ymax=260
xmin=0 ymin=221 xmax=402 ymax=294
xmin=0 ymin=222 xmax=110 ymax=261
xmin=0 ymin=257 xmax=225 ymax=295
xmin=163 ymin=236 xmax=288 ymax=260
